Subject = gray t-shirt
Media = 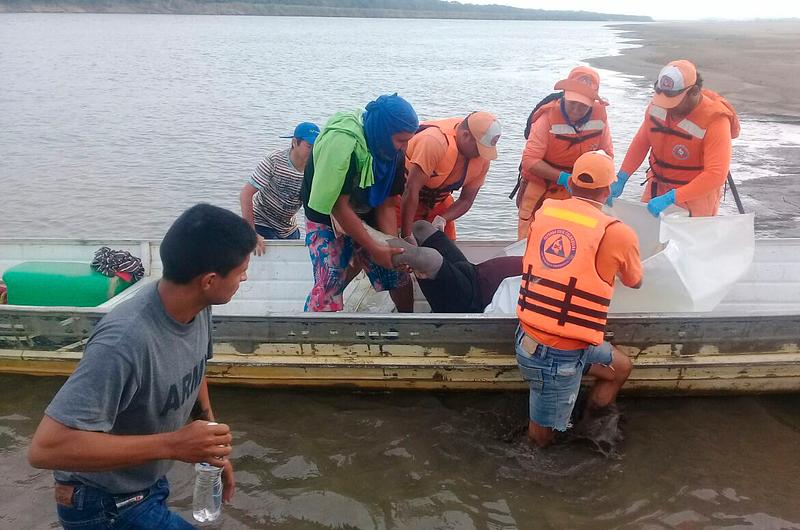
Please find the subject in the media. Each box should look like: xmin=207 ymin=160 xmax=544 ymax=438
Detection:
xmin=46 ymin=281 xmax=213 ymax=493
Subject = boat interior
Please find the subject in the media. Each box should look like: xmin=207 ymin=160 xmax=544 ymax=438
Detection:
xmin=1 ymin=237 xmax=800 ymax=317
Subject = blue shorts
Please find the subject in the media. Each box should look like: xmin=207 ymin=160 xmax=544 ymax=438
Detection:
xmin=514 ymin=326 xmax=613 ymax=431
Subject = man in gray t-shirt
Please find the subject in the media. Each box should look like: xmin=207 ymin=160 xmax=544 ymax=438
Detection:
xmin=28 ymin=204 xmax=257 ymax=529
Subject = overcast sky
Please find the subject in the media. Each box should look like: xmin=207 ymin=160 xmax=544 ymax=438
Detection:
xmin=464 ymin=0 xmax=800 ymax=20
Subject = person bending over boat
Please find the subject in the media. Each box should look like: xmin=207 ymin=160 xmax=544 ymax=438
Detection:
xmin=516 ymin=151 xmax=642 ymax=448
xmin=400 ymin=112 xmax=502 ymax=241
xmin=240 ymin=121 xmax=320 ymax=253
xmin=301 ymin=94 xmax=418 ymax=313
xmin=608 ymin=60 xmax=740 ymax=217
xmin=515 ymin=66 xmax=613 ymax=240
xmin=28 ymin=204 xmax=256 ymax=529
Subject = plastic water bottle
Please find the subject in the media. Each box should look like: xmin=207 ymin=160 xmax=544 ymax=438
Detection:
xmin=192 ymin=421 xmax=223 ymax=523
xmin=192 ymin=462 xmax=222 ymax=523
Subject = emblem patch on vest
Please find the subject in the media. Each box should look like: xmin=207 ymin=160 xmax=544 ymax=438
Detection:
xmin=540 ymin=229 xmax=577 ymax=269
xmin=672 ymin=144 xmax=689 ymax=160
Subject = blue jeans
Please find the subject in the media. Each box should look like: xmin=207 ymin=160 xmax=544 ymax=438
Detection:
xmin=255 ymin=224 xmax=300 ymax=240
xmin=515 ymin=326 xmax=612 ymax=431
xmin=55 ymin=477 xmax=195 ymax=529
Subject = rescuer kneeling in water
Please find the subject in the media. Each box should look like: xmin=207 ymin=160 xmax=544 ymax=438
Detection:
xmin=516 ymin=150 xmax=642 ymax=448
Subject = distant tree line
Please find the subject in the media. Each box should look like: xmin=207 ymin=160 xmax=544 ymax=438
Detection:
xmin=0 ymin=0 xmax=652 ymax=21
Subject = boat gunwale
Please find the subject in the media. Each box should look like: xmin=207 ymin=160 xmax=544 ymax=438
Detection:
xmin=2 ymin=304 xmax=800 ymax=320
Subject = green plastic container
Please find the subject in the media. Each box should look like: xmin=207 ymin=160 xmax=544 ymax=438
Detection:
xmin=2 ymin=261 xmax=133 ymax=307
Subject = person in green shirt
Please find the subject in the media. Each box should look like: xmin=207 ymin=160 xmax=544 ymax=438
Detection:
xmin=301 ymin=94 xmax=418 ymax=312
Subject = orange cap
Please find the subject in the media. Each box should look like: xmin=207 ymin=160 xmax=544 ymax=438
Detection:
xmin=554 ymin=66 xmax=603 ymax=107
xmin=653 ymin=60 xmax=697 ymax=109
xmin=570 ymin=150 xmax=616 ymax=189
xmin=466 ymin=111 xmax=501 ymax=160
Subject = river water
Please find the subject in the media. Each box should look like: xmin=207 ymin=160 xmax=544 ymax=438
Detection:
xmin=2 ymin=375 xmax=800 ymax=529
xmin=1 ymin=14 xmax=798 ymax=240
xmin=1 ymin=14 xmax=800 ymax=530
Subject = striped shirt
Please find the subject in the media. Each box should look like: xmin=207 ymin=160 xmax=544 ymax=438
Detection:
xmin=250 ymin=147 xmax=304 ymax=238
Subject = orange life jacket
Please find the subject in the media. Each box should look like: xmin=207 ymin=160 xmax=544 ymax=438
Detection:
xmin=530 ymin=100 xmax=609 ymax=172
xmin=645 ymin=89 xmax=739 ymax=196
xmin=408 ymin=118 xmax=487 ymax=207
xmin=517 ymin=197 xmax=618 ymax=346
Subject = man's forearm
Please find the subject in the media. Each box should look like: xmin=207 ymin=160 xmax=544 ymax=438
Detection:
xmin=28 ymin=416 xmax=174 ymax=472
xmin=401 ymin=191 xmax=420 ymax=237
xmin=194 ymin=377 xmax=214 ymax=422
xmin=440 ymin=186 xmax=479 ymax=222
xmin=239 ymin=186 xmax=257 ymax=227
xmin=530 ymin=161 xmax=562 ymax=182
xmin=332 ymin=198 xmax=378 ymax=252
xmin=439 ymin=197 xmax=472 ymax=222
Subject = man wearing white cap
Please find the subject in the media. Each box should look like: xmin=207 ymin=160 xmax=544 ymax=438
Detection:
xmin=401 ymin=111 xmax=501 ymax=241
xmin=609 ymin=60 xmax=740 ymax=217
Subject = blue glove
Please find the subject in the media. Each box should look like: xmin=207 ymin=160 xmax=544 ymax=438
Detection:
xmin=556 ymin=171 xmax=571 ymax=193
xmin=647 ymin=189 xmax=676 ymax=217
xmin=606 ymin=170 xmax=630 ymax=206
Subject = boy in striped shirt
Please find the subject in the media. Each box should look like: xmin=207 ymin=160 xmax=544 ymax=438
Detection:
xmin=240 ymin=122 xmax=320 ymax=254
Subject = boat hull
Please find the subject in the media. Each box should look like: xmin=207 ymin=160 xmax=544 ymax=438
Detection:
xmin=2 ymin=310 xmax=799 ymax=395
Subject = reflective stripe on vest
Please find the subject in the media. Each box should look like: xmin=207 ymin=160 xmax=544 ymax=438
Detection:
xmin=540 ymin=102 xmax=609 ymax=172
xmin=646 ymin=103 xmax=711 ymax=186
xmin=549 ymin=120 xmax=606 ymax=136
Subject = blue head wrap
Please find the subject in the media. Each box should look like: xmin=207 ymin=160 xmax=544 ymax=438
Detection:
xmin=362 ymin=94 xmax=419 ymax=207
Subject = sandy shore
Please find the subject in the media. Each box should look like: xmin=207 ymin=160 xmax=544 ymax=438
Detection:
xmin=591 ymin=21 xmax=800 ymax=236
xmin=591 ymin=21 xmax=800 ymax=121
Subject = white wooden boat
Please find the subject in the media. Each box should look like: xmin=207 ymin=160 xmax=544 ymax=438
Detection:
xmin=1 ymin=237 xmax=799 ymax=394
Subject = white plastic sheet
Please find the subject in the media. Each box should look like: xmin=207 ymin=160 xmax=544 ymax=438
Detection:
xmin=484 ymin=200 xmax=755 ymax=314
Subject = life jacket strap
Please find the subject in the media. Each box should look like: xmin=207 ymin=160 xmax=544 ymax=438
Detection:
xmin=553 ymin=129 xmax=603 ymax=147
xmin=521 ymin=272 xmax=612 ymax=307
xmin=517 ymin=298 xmax=607 ymax=331
xmin=519 ymin=286 xmax=609 ymax=320
xmin=542 ymin=159 xmax=574 ymax=173
xmin=648 ymin=116 xmax=695 ymax=141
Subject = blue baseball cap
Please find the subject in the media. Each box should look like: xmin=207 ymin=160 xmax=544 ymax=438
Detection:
xmin=280 ymin=122 xmax=320 ymax=145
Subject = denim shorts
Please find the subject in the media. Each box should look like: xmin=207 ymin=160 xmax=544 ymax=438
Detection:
xmin=515 ymin=326 xmax=613 ymax=431
xmin=55 ymin=476 xmax=194 ymax=529
xmin=255 ymin=224 xmax=301 ymax=240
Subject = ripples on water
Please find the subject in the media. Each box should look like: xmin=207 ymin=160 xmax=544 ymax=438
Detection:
xmin=2 ymin=376 xmax=800 ymax=529
xmin=1 ymin=14 xmax=797 ymax=240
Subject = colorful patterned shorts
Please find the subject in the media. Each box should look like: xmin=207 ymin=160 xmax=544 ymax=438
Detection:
xmin=304 ymin=221 xmax=409 ymax=312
